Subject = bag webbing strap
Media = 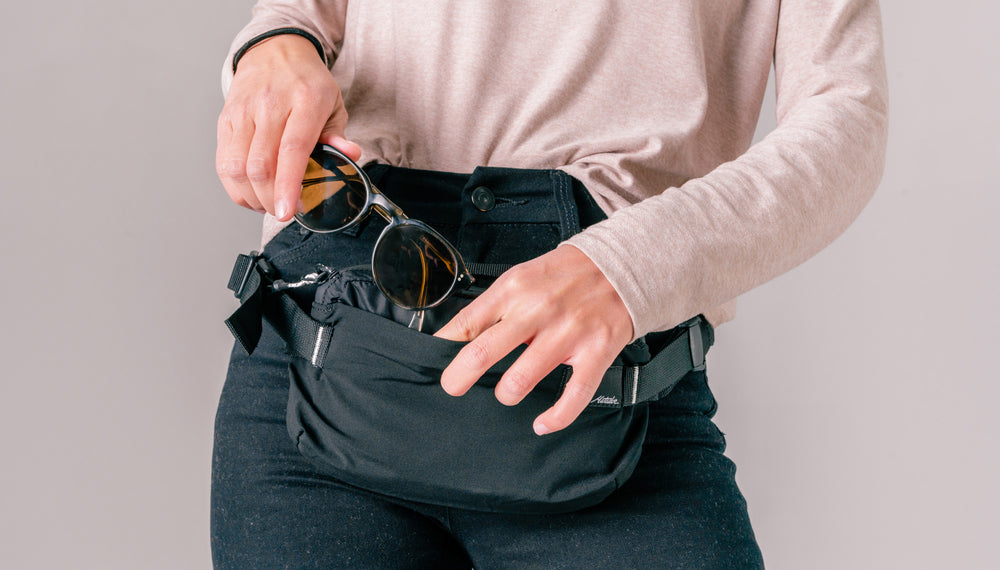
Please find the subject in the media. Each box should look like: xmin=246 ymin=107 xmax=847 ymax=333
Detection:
xmin=588 ymin=317 xmax=709 ymax=409
xmin=224 ymin=252 xmax=709 ymax=408
xmin=225 ymin=252 xmax=332 ymax=366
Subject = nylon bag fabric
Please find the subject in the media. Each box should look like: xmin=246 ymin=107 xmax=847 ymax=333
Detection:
xmin=285 ymin=276 xmax=649 ymax=514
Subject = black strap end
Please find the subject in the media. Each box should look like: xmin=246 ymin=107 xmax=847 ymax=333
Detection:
xmin=225 ymin=286 xmax=264 ymax=355
xmin=225 ymin=252 xmax=268 ymax=354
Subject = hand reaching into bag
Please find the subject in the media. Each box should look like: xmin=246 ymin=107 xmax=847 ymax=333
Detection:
xmin=216 ymin=34 xmax=361 ymax=221
xmin=435 ymin=245 xmax=635 ymax=436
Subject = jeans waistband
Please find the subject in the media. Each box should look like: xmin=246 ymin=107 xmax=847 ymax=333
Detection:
xmin=364 ymin=163 xmax=606 ymax=241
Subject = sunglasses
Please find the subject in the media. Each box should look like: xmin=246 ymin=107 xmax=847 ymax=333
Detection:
xmin=295 ymin=144 xmax=475 ymax=314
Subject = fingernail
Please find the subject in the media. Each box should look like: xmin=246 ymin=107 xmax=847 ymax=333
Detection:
xmin=533 ymin=420 xmax=551 ymax=436
xmin=275 ymin=202 xmax=289 ymax=220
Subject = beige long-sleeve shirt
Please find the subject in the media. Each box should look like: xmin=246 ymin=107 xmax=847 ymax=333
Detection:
xmin=223 ymin=0 xmax=888 ymax=338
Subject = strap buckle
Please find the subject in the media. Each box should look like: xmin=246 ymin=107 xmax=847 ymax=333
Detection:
xmin=227 ymin=251 xmax=262 ymax=299
xmin=684 ymin=316 xmax=707 ymax=372
xmin=227 ymin=250 xmax=282 ymax=299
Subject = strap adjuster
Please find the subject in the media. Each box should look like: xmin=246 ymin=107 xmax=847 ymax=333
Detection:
xmin=227 ymin=251 xmax=280 ymax=299
xmin=685 ymin=316 xmax=706 ymax=372
xmin=228 ymin=251 xmax=261 ymax=299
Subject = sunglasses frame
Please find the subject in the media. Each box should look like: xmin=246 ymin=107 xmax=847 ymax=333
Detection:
xmin=295 ymin=144 xmax=475 ymax=310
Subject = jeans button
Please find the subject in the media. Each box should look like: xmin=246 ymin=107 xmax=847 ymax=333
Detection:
xmin=471 ymin=186 xmax=496 ymax=212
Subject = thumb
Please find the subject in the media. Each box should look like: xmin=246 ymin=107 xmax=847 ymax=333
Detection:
xmin=318 ymin=104 xmax=362 ymax=162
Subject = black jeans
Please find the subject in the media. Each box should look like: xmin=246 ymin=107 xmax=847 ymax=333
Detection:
xmin=211 ymin=165 xmax=763 ymax=569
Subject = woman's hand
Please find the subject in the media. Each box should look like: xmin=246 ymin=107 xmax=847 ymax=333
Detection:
xmin=216 ymin=34 xmax=361 ymax=221
xmin=435 ymin=245 xmax=635 ymax=435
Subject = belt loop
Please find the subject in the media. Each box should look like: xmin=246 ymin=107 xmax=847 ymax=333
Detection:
xmin=550 ymin=170 xmax=581 ymax=240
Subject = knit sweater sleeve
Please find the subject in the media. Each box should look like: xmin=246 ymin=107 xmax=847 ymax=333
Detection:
xmin=220 ymin=0 xmax=349 ymax=95
xmin=564 ymin=0 xmax=889 ymax=338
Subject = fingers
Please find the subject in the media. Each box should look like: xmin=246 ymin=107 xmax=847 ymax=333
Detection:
xmin=438 ymin=294 xmax=507 ymax=397
xmin=322 ymin=133 xmax=363 ymax=162
xmin=318 ymin=90 xmax=363 ymax=162
xmin=494 ymin=338 xmax=567 ymax=407
xmin=441 ymin=301 xmax=619 ymax=435
xmin=435 ymin=246 xmax=635 ymax=435
xmin=216 ymin=109 xmax=261 ymax=211
xmin=272 ymin=108 xmax=326 ymax=221
xmin=215 ymin=34 xmax=357 ymax=218
xmin=434 ymin=288 xmax=500 ymax=343
xmin=244 ymin=104 xmax=290 ymax=217
xmin=437 ymin=284 xmax=562 ymax=404
xmin=532 ymin=351 xmax=616 ymax=436
xmin=489 ymin=319 xmax=619 ymax=435
xmin=438 ymin=303 xmax=571 ymax=412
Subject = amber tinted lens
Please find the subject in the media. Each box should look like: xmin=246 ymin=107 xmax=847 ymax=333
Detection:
xmin=373 ymin=225 xmax=459 ymax=309
xmin=295 ymin=154 xmax=367 ymax=232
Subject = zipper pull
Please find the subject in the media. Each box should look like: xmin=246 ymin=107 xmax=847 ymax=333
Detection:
xmin=270 ymin=264 xmax=334 ymax=292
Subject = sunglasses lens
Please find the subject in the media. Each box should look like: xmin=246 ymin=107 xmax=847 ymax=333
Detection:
xmin=295 ymin=153 xmax=367 ymax=232
xmin=373 ymin=225 xmax=459 ymax=309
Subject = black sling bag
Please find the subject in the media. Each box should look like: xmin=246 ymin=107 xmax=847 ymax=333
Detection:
xmin=225 ymin=251 xmax=712 ymax=514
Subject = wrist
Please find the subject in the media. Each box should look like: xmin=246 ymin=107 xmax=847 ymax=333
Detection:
xmin=232 ymin=28 xmax=327 ymax=74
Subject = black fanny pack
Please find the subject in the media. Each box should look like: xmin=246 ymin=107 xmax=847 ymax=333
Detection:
xmin=226 ymin=251 xmax=711 ymax=514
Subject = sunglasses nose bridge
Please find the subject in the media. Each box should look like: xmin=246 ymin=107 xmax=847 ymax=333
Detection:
xmin=368 ymin=190 xmax=407 ymax=223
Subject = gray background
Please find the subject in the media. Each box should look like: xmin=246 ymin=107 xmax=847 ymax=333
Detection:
xmin=1 ymin=1 xmax=996 ymax=568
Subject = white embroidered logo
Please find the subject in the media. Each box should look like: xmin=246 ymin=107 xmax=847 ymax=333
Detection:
xmin=590 ymin=395 xmax=620 ymax=406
